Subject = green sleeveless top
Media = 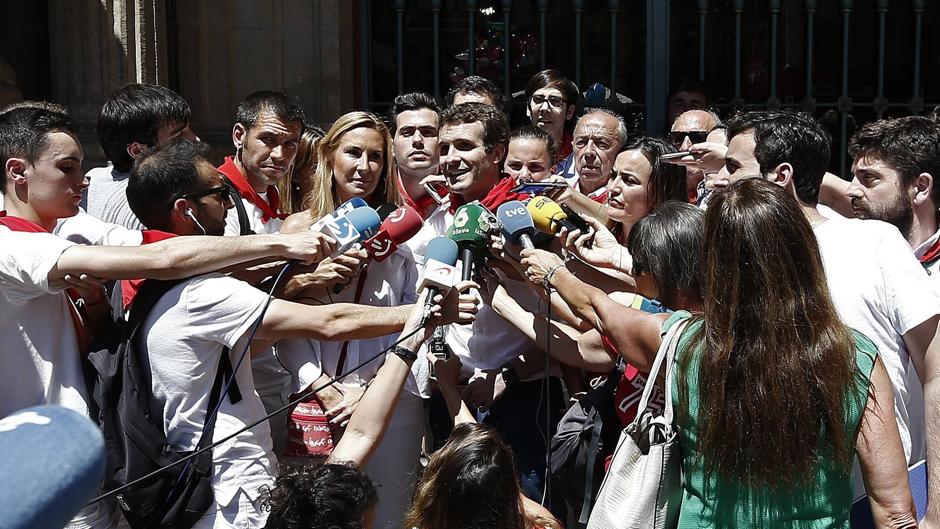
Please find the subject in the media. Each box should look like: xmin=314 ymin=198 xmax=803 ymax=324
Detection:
xmin=663 ymin=312 xmax=878 ymax=529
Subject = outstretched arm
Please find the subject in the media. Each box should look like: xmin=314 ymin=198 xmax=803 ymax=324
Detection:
xmin=328 ymin=284 xmax=479 ymax=465
xmin=51 ymin=231 xmax=334 ymax=286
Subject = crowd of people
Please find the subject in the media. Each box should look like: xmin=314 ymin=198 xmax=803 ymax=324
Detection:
xmin=2 ymin=68 xmax=939 ymax=529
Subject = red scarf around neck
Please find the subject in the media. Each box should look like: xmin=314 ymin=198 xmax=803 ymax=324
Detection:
xmin=396 ymin=172 xmax=444 ymax=219
xmin=218 ymin=156 xmax=287 ymax=223
xmin=920 ymin=236 xmax=940 ymax=268
xmin=0 ymin=211 xmax=94 ymax=352
xmin=448 ymin=175 xmax=529 ymax=214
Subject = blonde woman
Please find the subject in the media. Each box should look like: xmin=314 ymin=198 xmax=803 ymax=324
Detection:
xmin=278 ymin=111 xmax=422 ymax=529
xmin=275 ymin=125 xmax=325 ymax=214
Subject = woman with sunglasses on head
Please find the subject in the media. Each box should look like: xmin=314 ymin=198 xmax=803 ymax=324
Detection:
xmin=277 ymin=111 xmax=426 ymax=529
xmin=521 ymin=179 xmax=917 ymax=529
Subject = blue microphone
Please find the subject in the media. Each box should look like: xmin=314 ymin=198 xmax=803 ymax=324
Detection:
xmin=0 ymin=405 xmax=105 ymax=529
xmin=309 ymin=197 xmax=369 ymax=232
xmin=496 ymin=200 xmax=536 ymax=250
xmin=329 ymin=207 xmax=382 ymax=293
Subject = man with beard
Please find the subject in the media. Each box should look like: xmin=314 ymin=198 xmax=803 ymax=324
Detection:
xmin=847 ymin=116 xmax=940 ymax=275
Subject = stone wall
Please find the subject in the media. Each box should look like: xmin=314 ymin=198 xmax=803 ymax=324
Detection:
xmin=42 ymin=0 xmax=355 ymax=167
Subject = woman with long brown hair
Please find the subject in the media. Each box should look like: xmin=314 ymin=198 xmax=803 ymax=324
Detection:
xmin=522 ymin=178 xmax=916 ymax=528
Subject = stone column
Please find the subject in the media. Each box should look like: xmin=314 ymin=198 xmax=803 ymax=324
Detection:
xmin=48 ymin=0 xmax=168 ymax=163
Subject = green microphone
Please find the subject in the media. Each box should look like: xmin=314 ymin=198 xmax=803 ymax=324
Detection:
xmin=447 ymin=202 xmax=495 ymax=281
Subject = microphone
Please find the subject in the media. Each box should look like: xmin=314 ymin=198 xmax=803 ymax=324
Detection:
xmin=309 ymin=197 xmax=368 ymax=233
xmin=526 ymin=196 xmax=582 ymax=235
xmin=417 ymin=237 xmax=460 ymax=323
xmin=447 ymin=202 xmax=495 ymax=281
xmin=496 ymin=200 xmax=536 ymax=250
xmin=0 ymin=405 xmax=105 ymax=529
xmin=320 ymin=206 xmax=382 ymax=257
xmin=364 ymin=205 xmax=424 ymax=263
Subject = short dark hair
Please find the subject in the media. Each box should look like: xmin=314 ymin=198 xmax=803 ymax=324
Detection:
xmin=389 ymin=92 xmax=440 ymax=134
xmin=235 ymin=90 xmax=306 ymax=132
xmin=848 ymin=116 xmax=940 ymax=207
xmin=509 ymin=125 xmax=557 ymax=162
xmin=726 ymin=111 xmax=831 ymax=204
xmin=525 ymin=69 xmax=579 ymax=107
xmin=97 ymin=83 xmax=191 ymax=173
xmin=127 ymin=138 xmax=211 ymax=231
xmin=440 ymin=102 xmax=509 ymax=152
xmin=445 ymin=75 xmax=503 ymax=108
xmin=0 ymin=107 xmax=75 ymax=193
xmin=265 ymin=462 xmax=378 ymax=529
xmin=1 ymin=100 xmax=69 ymax=115
xmin=627 ymin=201 xmax=704 ymax=308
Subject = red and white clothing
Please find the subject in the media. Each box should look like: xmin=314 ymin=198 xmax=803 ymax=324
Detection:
xmin=219 ymin=157 xmax=287 ymax=236
xmin=915 ymin=228 xmax=940 ymax=277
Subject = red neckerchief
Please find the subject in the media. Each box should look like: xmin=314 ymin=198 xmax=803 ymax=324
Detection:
xmin=576 ymin=180 xmax=609 ymax=205
xmin=120 ymin=230 xmax=178 ymax=311
xmin=0 ymin=211 xmax=94 ymax=353
xmin=396 ymin=172 xmax=442 ymax=219
xmin=218 ymin=156 xmax=287 ymax=223
xmin=555 ymin=131 xmax=573 ymax=166
xmin=920 ymin=236 xmax=940 ymax=268
xmin=448 ymin=175 xmax=529 ymax=213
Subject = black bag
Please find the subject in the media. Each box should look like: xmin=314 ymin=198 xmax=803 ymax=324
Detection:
xmin=550 ymin=359 xmax=625 ymax=527
xmin=87 ymin=279 xmax=241 ymax=529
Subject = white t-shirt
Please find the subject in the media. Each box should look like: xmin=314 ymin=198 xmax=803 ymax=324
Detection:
xmin=815 ymin=216 xmax=940 ymax=466
xmin=277 ymin=246 xmax=423 ymax=395
xmin=403 ymin=204 xmax=542 ymax=373
xmin=0 ymin=228 xmax=86 ymax=420
xmin=224 ymin=192 xmax=283 ymax=236
xmin=84 ymin=165 xmax=145 ymax=230
xmin=140 ymin=274 xmax=275 ymax=506
xmin=54 ymin=208 xmax=145 ymax=247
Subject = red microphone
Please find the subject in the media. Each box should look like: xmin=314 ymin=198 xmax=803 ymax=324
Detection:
xmin=364 ymin=205 xmax=424 ymax=262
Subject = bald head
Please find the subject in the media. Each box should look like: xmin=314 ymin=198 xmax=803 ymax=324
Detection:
xmin=672 ymin=110 xmax=719 ymax=133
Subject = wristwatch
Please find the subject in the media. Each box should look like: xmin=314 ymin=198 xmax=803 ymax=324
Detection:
xmin=390 ymin=344 xmax=419 ymax=361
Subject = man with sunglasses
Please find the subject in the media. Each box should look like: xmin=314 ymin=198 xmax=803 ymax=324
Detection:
xmin=668 ymin=109 xmax=722 ymax=204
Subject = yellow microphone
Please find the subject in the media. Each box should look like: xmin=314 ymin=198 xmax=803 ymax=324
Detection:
xmin=526 ymin=196 xmax=575 ymax=234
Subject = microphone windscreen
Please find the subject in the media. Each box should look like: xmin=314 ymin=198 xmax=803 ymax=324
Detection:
xmin=382 ymin=206 xmax=424 ymax=244
xmin=344 ymin=207 xmax=382 ymax=240
xmin=496 ymin=201 xmax=535 ymax=241
xmin=425 ymin=236 xmax=460 ymax=266
xmin=374 ymin=202 xmax=399 ymax=222
xmin=447 ymin=203 xmax=491 ymax=249
xmin=526 ymin=196 xmax=567 ymax=234
xmin=340 ymin=197 xmax=369 ymax=212
xmin=0 ymin=405 xmax=105 ymax=529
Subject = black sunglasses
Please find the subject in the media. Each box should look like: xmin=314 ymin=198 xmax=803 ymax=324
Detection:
xmin=174 ymin=185 xmax=231 ymax=203
xmin=669 ymin=130 xmax=709 ymax=148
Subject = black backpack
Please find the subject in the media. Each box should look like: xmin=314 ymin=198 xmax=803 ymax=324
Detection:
xmin=86 ymin=279 xmax=242 ymax=529
xmin=550 ymin=359 xmax=625 ymax=527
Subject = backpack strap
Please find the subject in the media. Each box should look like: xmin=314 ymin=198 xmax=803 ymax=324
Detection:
xmin=129 ymin=279 xmax=242 ymax=406
xmin=197 ymin=348 xmax=237 ymax=451
xmin=222 ymin=178 xmax=255 ymax=236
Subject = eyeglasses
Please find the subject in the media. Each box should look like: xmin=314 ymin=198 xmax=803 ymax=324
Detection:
xmin=669 ymin=130 xmax=709 ymax=148
xmin=530 ymin=94 xmax=566 ymax=109
xmin=174 ymin=185 xmax=231 ymax=203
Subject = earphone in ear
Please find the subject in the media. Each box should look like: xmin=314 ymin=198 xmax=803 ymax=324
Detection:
xmin=185 ymin=208 xmax=208 ymax=235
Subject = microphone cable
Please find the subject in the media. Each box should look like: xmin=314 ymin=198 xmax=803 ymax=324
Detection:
xmin=86 ymin=263 xmax=427 ymax=507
